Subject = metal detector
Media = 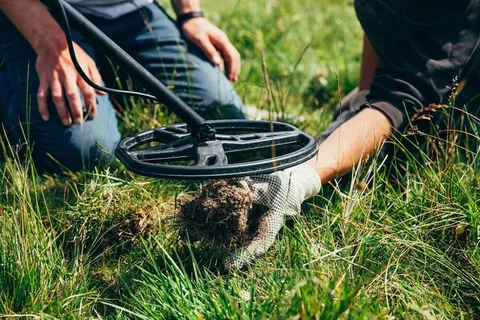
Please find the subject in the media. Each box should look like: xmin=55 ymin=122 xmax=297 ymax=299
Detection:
xmin=42 ymin=0 xmax=318 ymax=179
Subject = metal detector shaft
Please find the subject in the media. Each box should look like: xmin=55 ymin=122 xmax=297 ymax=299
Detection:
xmin=42 ymin=0 xmax=209 ymax=134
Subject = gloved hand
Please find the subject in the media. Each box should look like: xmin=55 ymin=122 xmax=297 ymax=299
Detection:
xmin=224 ymin=163 xmax=321 ymax=270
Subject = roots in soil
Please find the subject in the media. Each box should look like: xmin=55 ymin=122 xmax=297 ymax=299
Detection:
xmin=177 ymin=179 xmax=268 ymax=246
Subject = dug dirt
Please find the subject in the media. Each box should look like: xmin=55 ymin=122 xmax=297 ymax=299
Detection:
xmin=178 ymin=179 xmax=267 ymax=246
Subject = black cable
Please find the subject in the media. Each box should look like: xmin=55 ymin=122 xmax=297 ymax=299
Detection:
xmin=50 ymin=0 xmax=159 ymax=102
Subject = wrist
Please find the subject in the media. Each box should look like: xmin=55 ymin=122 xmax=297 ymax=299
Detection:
xmin=174 ymin=2 xmax=201 ymax=15
xmin=176 ymin=11 xmax=205 ymax=28
xmin=286 ymin=163 xmax=322 ymax=200
xmin=33 ymin=32 xmax=68 ymax=56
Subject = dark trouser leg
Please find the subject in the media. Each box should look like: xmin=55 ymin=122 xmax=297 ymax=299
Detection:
xmin=88 ymin=2 xmax=246 ymax=120
xmin=0 ymin=15 xmax=120 ymax=174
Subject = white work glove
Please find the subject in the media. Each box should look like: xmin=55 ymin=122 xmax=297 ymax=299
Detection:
xmin=225 ymin=163 xmax=321 ymax=270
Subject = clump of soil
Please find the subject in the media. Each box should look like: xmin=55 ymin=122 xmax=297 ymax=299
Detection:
xmin=178 ymin=179 xmax=267 ymax=246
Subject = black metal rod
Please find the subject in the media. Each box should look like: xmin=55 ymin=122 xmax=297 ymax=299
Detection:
xmin=43 ymin=0 xmax=207 ymax=129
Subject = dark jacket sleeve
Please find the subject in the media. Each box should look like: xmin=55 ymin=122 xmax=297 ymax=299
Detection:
xmin=365 ymin=67 xmax=445 ymax=130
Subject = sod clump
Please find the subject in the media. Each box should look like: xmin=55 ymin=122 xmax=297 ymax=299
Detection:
xmin=178 ymin=179 xmax=268 ymax=246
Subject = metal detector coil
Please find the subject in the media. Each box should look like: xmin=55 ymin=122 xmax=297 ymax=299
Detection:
xmin=45 ymin=0 xmax=318 ymax=180
xmin=116 ymin=120 xmax=317 ymax=179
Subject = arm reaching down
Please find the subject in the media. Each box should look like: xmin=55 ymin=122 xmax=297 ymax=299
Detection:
xmin=313 ymin=108 xmax=392 ymax=183
xmin=226 ymin=108 xmax=392 ymax=269
xmin=0 ymin=0 xmax=104 ymax=125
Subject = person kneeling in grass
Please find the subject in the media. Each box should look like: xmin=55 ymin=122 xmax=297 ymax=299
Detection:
xmin=0 ymin=0 xmax=245 ymax=174
xmin=224 ymin=0 xmax=480 ymax=269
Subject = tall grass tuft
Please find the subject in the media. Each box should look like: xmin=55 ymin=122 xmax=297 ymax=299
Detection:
xmin=0 ymin=140 xmax=102 ymax=317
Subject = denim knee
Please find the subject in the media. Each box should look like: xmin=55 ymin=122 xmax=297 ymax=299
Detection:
xmin=189 ymin=82 xmax=246 ymax=120
xmin=175 ymin=62 xmax=246 ymax=120
xmin=32 ymin=94 xmax=121 ymax=174
xmin=0 ymin=16 xmax=121 ymax=174
xmin=101 ymin=3 xmax=247 ymax=120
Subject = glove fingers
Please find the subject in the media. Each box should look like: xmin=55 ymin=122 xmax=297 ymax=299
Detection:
xmin=239 ymin=177 xmax=269 ymax=204
xmin=248 ymin=174 xmax=285 ymax=206
xmin=224 ymin=211 xmax=284 ymax=270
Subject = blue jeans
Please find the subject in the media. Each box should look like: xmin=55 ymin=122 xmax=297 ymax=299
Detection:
xmin=0 ymin=2 xmax=245 ymax=173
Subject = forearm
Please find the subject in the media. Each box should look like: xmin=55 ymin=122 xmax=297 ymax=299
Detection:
xmin=170 ymin=0 xmax=201 ymax=15
xmin=1 ymin=0 xmax=67 ymax=54
xmin=310 ymin=108 xmax=392 ymax=183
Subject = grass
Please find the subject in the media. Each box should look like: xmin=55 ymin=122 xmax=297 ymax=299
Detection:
xmin=1 ymin=0 xmax=479 ymax=318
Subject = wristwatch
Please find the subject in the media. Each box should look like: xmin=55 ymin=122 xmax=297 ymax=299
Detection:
xmin=176 ymin=11 xmax=205 ymax=28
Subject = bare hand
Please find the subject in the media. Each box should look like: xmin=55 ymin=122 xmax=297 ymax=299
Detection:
xmin=182 ymin=17 xmax=241 ymax=82
xmin=36 ymin=42 xmax=104 ymax=126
